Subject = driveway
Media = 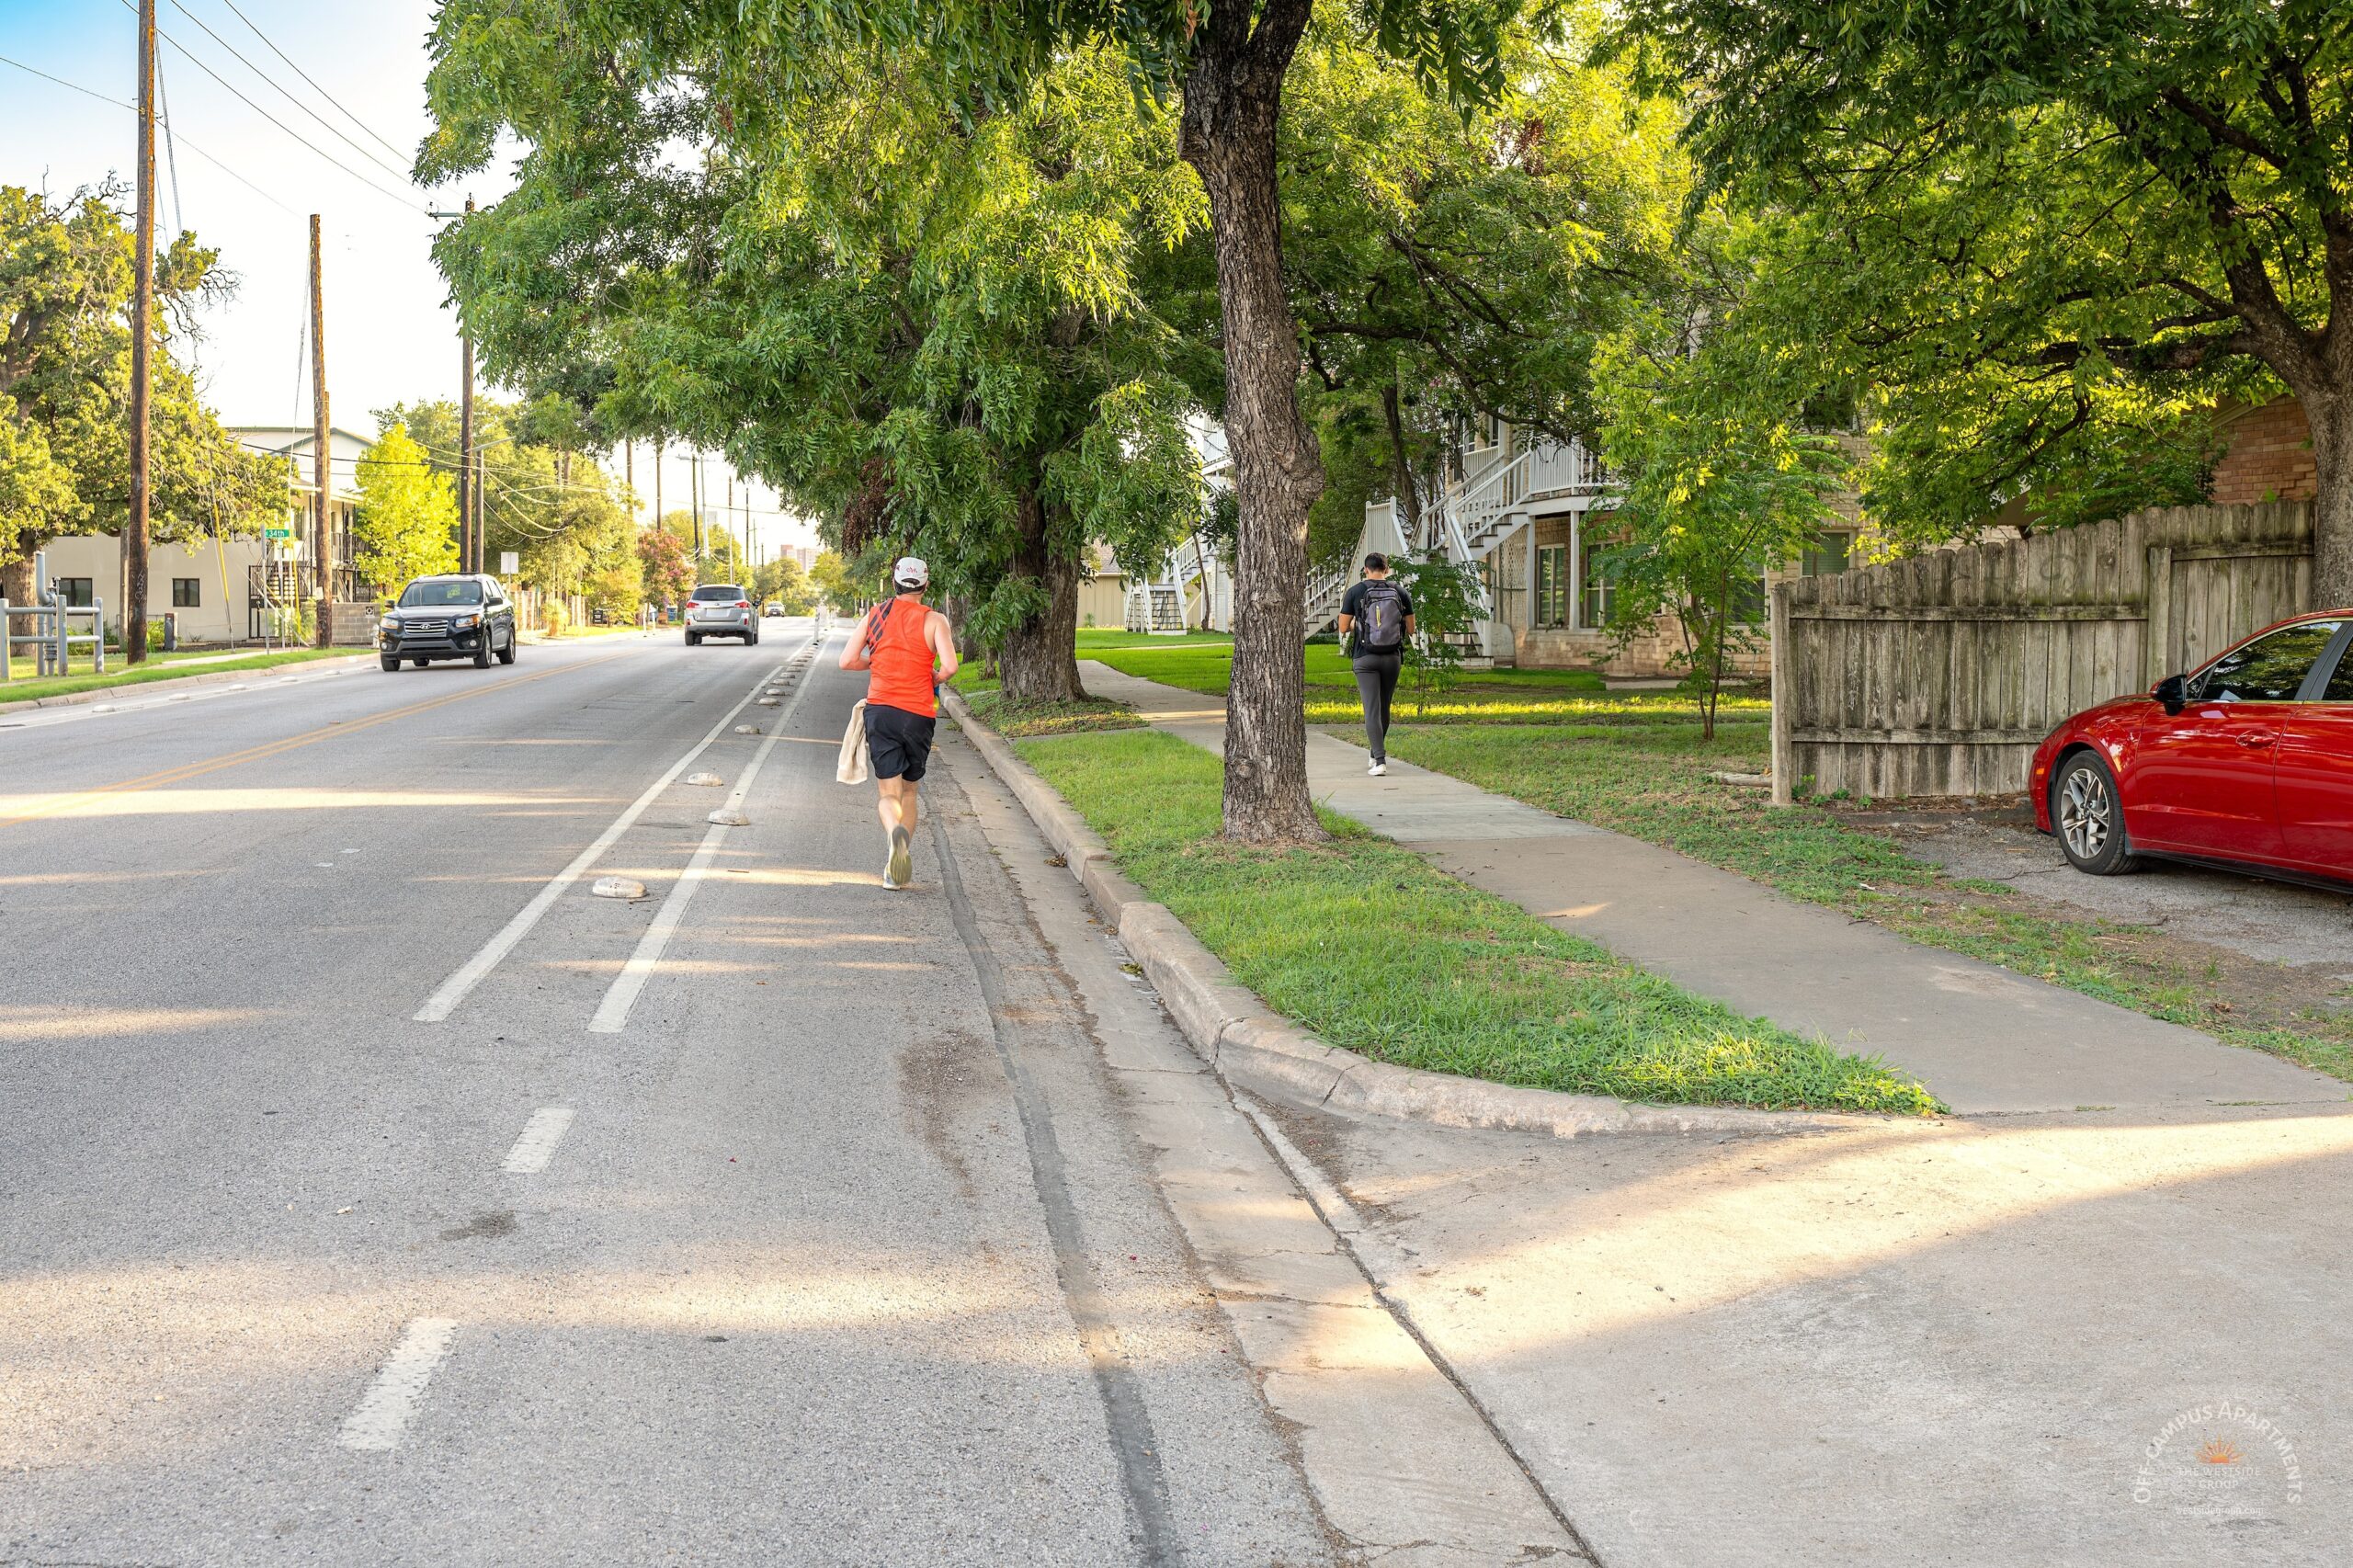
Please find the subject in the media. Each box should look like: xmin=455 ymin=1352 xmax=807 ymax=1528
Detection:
xmin=1879 ymin=804 xmax=2353 ymax=971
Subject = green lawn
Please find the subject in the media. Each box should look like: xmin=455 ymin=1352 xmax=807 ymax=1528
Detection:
xmin=1017 ymin=727 xmax=1940 ymax=1114
xmin=0 ymin=647 xmax=355 ymax=706
xmin=1070 ymin=627 xmax=1680 ymax=726
xmin=1383 ymin=713 xmax=2353 ymax=1082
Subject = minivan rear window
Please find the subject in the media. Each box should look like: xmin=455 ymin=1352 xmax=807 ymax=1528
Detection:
xmin=691 ymin=585 xmax=745 ymax=602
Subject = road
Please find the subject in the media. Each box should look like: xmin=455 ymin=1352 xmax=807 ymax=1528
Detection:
xmin=3 ymin=622 xmax=1459 ymax=1566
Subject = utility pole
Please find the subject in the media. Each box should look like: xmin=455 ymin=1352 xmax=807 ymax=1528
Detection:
xmin=310 ymin=212 xmax=331 ymax=648
xmin=428 ymin=199 xmax=478 ymax=572
xmin=691 ymin=450 xmax=705 ymax=566
xmin=125 ymin=0 xmax=156 ymax=665
xmin=726 ymin=473 xmax=734 ymax=578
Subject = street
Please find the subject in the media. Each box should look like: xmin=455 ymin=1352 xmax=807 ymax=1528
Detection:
xmin=1 ymin=624 xmax=1420 ymax=1565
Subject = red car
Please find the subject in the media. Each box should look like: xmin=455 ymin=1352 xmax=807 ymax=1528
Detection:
xmin=2032 ymin=608 xmax=2353 ymax=884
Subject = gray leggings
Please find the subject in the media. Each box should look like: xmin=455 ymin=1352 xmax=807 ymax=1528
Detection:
xmin=1352 ymin=653 xmax=1401 ymax=761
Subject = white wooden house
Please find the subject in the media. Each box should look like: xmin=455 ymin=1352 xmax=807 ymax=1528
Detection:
xmin=1347 ymin=418 xmax=1862 ymax=676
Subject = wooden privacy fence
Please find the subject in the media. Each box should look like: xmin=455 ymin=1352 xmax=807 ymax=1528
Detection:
xmin=1769 ymin=502 xmax=2314 ymax=801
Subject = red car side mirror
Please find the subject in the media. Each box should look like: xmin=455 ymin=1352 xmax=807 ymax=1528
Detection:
xmin=2154 ymin=673 xmax=2188 ymax=714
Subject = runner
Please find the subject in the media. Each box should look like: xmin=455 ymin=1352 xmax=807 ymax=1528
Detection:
xmin=838 ymin=558 xmax=960 ymax=888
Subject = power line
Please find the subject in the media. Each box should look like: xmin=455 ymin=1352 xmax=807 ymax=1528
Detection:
xmin=156 ymin=48 xmax=186 ymax=236
xmin=164 ymin=0 xmax=419 ymax=189
xmin=211 ymin=0 xmax=410 ymax=165
xmin=0 ymin=51 xmax=305 ymax=218
xmin=112 ymin=0 xmax=426 ymax=214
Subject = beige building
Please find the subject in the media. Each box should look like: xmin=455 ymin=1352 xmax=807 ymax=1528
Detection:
xmin=31 ymin=426 xmax=371 ymax=645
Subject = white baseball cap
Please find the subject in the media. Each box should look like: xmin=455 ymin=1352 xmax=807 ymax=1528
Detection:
xmin=892 ymin=556 xmax=929 ymax=588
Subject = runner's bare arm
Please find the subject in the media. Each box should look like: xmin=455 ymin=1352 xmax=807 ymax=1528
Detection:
xmin=928 ymin=609 xmax=961 ymax=684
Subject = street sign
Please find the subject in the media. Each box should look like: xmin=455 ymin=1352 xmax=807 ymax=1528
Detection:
xmin=499 ymin=551 xmax=519 ymax=574
xmin=265 ymin=526 xmax=293 ymax=540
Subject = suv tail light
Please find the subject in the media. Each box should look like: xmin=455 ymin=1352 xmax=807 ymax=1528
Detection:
xmin=735 ymin=600 xmax=750 ymax=609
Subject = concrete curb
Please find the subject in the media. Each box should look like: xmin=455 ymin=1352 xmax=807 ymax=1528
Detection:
xmin=942 ymin=685 xmax=1879 ymax=1141
xmin=0 ymin=653 xmax=375 ymax=715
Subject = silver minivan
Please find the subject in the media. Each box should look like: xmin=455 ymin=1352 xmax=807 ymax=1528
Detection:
xmin=685 ymin=584 xmax=757 ymax=645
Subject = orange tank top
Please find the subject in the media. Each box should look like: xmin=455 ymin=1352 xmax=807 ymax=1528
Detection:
xmin=862 ymin=597 xmax=938 ymax=717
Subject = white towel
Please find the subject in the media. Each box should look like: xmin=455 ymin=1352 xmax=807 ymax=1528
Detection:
xmin=836 ymin=699 xmax=870 ymax=785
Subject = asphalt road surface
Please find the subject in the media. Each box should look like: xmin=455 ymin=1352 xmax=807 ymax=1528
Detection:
xmin=0 ymin=621 xmax=1361 ymax=1565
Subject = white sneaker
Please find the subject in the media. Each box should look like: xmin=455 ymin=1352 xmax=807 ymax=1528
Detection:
xmin=885 ymin=825 xmax=913 ymax=889
xmin=1368 ymin=759 xmax=1387 ymax=777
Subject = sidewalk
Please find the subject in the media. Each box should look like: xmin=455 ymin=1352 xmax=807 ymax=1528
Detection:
xmin=1074 ymin=660 xmax=2341 ymax=1115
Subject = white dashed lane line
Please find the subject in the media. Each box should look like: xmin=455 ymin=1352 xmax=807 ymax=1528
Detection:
xmin=585 ymin=644 xmax=824 ymax=1035
xmin=336 ymin=1317 xmax=460 ymax=1452
xmin=411 ymin=640 xmax=815 ymax=1024
xmin=499 ymin=1108 xmax=575 ymax=1175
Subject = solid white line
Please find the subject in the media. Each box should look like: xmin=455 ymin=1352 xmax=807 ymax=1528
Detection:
xmin=335 ymin=1317 xmax=459 ymax=1451
xmin=499 ymin=1107 xmax=575 ymax=1174
xmin=411 ymin=640 xmax=814 ymax=1022
xmin=585 ymin=644 xmax=827 ymax=1035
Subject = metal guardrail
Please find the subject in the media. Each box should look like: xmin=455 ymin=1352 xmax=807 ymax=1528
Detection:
xmin=1 ymin=551 xmax=105 ymax=682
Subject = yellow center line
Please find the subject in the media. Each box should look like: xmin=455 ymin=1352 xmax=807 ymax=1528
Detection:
xmin=0 ymin=652 xmax=635 ymax=832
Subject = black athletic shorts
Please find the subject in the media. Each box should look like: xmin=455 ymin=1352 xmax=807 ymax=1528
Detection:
xmin=864 ymin=701 xmax=937 ymax=781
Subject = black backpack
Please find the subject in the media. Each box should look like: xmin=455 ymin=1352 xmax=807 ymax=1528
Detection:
xmin=1356 ymin=580 xmax=1405 ymax=653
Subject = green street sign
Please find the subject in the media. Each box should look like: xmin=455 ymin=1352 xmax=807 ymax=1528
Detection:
xmin=265 ymin=527 xmax=293 ymax=539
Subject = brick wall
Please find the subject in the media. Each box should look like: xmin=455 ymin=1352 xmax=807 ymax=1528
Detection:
xmin=2209 ymin=396 xmax=2316 ymax=505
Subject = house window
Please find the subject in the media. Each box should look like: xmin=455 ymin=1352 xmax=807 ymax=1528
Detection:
xmin=56 ymin=577 xmax=93 ymax=608
xmin=1802 ymin=531 xmax=1853 ymax=577
xmin=172 ymin=578 xmax=200 ymax=608
xmin=1535 ymin=544 xmax=1569 ymax=629
xmin=1579 ymin=539 xmax=1615 ymax=630
xmin=1728 ymin=569 xmax=1768 ymax=626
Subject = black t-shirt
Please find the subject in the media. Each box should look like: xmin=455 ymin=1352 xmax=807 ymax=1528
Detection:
xmin=1341 ymin=578 xmax=1413 ymax=656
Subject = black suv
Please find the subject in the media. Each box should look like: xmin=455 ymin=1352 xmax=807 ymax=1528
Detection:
xmin=378 ymin=574 xmax=519 ymax=670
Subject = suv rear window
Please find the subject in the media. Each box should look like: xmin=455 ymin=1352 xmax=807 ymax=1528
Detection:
xmin=691 ymin=585 xmax=745 ymax=602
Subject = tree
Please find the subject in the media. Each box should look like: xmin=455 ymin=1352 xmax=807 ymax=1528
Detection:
xmin=1610 ymin=0 xmax=2353 ymax=600
xmin=808 ymin=550 xmax=854 ymax=613
xmin=377 ymin=395 xmax=641 ymax=598
xmin=1592 ymin=215 xmax=1848 ymax=738
xmin=420 ymin=15 xmax=1207 ymax=708
xmin=353 ymin=424 xmax=460 ymax=597
xmin=1282 ymin=16 xmax=1686 ymax=550
xmin=1 ymin=184 xmax=281 ymax=602
xmin=637 ymin=526 xmax=693 ymax=612
xmin=436 ymin=0 xmax=1515 ymax=841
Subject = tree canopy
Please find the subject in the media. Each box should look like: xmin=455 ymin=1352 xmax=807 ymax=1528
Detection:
xmin=0 ymin=184 xmax=283 ymax=598
xmin=1608 ymin=0 xmax=2353 ymax=596
xmin=353 ymin=423 xmax=460 ymax=596
xmin=420 ymin=6 xmax=1215 ymax=699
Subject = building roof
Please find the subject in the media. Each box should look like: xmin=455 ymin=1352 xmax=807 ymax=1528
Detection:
xmin=226 ymin=426 xmax=379 ymax=504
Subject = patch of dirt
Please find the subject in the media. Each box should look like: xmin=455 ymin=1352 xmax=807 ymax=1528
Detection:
xmin=897 ymin=1028 xmax=996 ymax=1203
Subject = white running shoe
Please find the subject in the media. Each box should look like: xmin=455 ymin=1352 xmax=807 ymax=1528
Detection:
xmin=886 ymin=825 xmax=913 ymax=889
xmin=1368 ymin=759 xmax=1387 ymax=777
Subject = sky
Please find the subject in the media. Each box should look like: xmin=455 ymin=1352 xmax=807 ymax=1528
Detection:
xmin=0 ymin=0 xmax=814 ymax=558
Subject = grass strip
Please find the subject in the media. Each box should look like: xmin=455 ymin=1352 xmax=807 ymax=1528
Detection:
xmin=1017 ymin=728 xmax=1940 ymax=1114
xmin=0 ymin=648 xmax=354 ymax=706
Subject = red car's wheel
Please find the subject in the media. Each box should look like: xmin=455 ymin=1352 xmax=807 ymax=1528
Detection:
xmin=2052 ymin=752 xmax=2142 ymax=876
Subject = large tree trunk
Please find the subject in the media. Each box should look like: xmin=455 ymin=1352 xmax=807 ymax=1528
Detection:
xmin=1182 ymin=0 xmax=1324 ymax=843
xmin=2307 ymin=385 xmax=2353 ymax=608
xmin=997 ymin=488 xmax=1086 ymax=703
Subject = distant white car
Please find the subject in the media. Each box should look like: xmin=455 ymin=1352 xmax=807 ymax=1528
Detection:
xmin=685 ymin=584 xmax=757 ymax=645
xmin=763 ymin=601 xmax=784 ymax=618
